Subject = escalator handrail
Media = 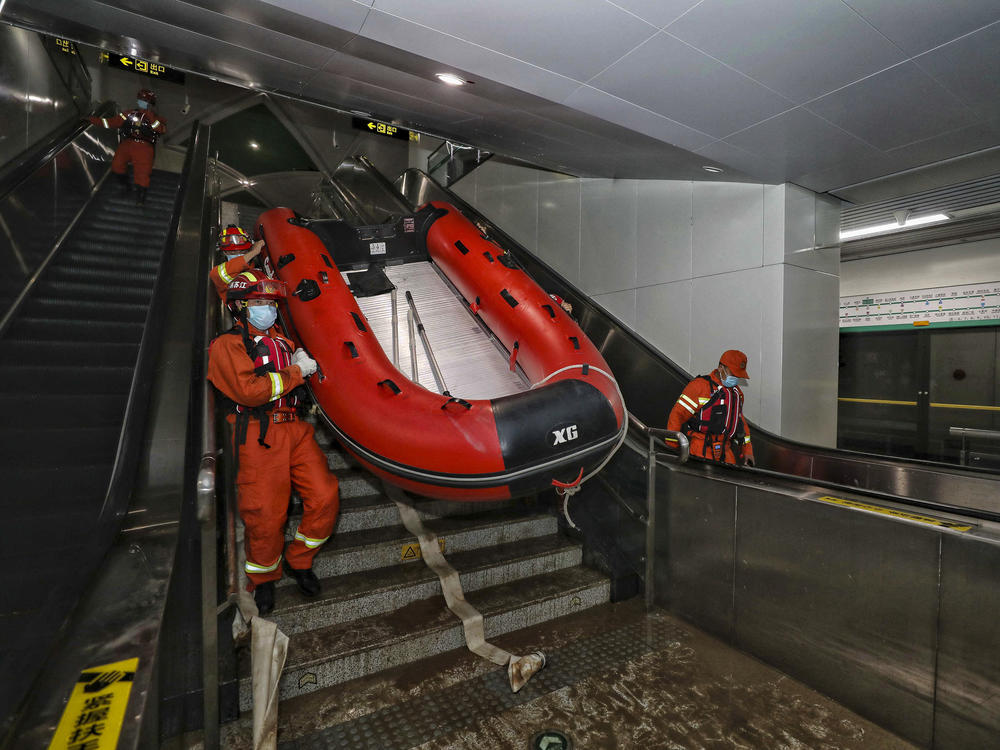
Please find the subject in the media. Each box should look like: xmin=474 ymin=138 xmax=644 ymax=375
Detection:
xmin=395 ymin=168 xmax=1000 ymax=481
xmin=0 ymin=100 xmax=114 ymax=203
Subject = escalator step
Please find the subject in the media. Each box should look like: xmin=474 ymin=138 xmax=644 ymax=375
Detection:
xmin=22 ymin=297 xmax=148 ymax=324
xmin=0 ymin=364 xmax=134 ymax=395
xmin=0 ymin=425 xmax=122 ymax=466
xmin=45 ymin=265 xmax=157 ymax=286
xmin=0 ymin=392 xmax=127 ymax=428
xmin=10 ymin=317 xmax=145 ymax=342
xmin=35 ymin=280 xmax=153 ymax=303
xmin=59 ymin=251 xmax=162 ymax=272
xmin=4 ymin=464 xmax=112 ymax=511
xmin=2 ymin=340 xmax=139 ymax=367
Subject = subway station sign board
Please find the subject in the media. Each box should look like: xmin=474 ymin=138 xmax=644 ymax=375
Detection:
xmin=840 ymin=281 xmax=1000 ymax=331
xmin=352 ymin=117 xmax=419 ymax=142
xmin=100 ymin=51 xmax=186 ymax=84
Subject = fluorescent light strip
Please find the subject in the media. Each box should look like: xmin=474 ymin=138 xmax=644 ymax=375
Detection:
xmin=840 ymin=213 xmax=950 ymax=241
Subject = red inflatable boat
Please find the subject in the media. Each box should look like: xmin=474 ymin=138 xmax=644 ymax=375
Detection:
xmin=257 ymin=202 xmax=626 ymax=501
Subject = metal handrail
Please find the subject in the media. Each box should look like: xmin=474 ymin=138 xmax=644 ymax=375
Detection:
xmin=0 ymin=100 xmax=113 ymax=202
xmin=404 ymin=290 xmax=450 ymax=395
xmin=950 ymin=426 xmax=1000 ymax=467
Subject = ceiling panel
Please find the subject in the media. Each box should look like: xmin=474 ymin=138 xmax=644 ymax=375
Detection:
xmin=915 ymin=21 xmax=1000 ymax=123
xmin=181 ymin=0 xmax=367 ymax=49
xmin=607 ymin=0 xmax=703 ymax=29
xmin=562 ymin=85 xmax=714 ymax=152
xmin=371 ymin=0 xmax=656 ymax=82
xmin=883 ymin=119 xmax=1000 ymax=170
xmin=843 ymin=0 xmax=1000 ymax=56
xmin=250 ymin=0 xmax=372 ymax=35
xmin=694 ymin=139 xmax=789 ymax=185
xmin=806 ymin=61 xmax=981 ymax=151
xmin=359 ymin=8 xmax=581 ymax=103
xmin=664 ymin=0 xmax=905 ymax=103
xmin=94 ymin=0 xmax=334 ymax=69
xmin=589 ymin=32 xmax=794 ymax=139
xmin=725 ymin=107 xmax=885 ymax=177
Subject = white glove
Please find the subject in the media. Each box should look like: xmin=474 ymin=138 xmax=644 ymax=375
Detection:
xmin=291 ymin=348 xmax=317 ymax=378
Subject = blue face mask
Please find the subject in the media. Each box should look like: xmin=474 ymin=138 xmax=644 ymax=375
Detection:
xmin=722 ymin=375 xmax=740 ymax=388
xmin=247 ymin=304 xmax=277 ymax=330
xmin=136 ymin=99 xmax=148 ymax=110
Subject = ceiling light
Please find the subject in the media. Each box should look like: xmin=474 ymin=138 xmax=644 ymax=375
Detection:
xmin=248 ymin=141 xmax=260 ymax=150
xmin=702 ymin=165 xmax=724 ymax=174
xmin=436 ymin=73 xmax=466 ymax=86
xmin=839 ymin=213 xmax=950 ymax=241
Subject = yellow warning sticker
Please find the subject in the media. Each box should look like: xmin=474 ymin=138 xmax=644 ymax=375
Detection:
xmin=816 ymin=495 xmax=974 ymax=532
xmin=48 ymin=657 xmax=138 ymax=750
xmin=400 ymin=539 xmax=446 ymax=561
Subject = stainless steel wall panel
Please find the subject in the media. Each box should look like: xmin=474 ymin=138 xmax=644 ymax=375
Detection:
xmin=734 ymin=487 xmax=939 ymax=747
xmin=935 ymin=534 xmax=1000 ymax=748
xmin=656 ymin=469 xmax=735 ymax=641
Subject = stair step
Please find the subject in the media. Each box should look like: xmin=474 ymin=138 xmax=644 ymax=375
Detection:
xmin=239 ymin=566 xmax=609 ymax=708
xmin=2 ymin=341 xmax=139 ymax=368
xmin=0 ymin=365 xmax=133 ymax=395
xmin=271 ymin=535 xmax=582 ymax=635
xmin=0 ymin=426 xmax=122 ymax=467
xmin=4 ymin=464 xmax=112 ymax=511
xmin=277 ymin=508 xmax=558 ymax=585
xmin=285 ymin=494 xmax=529 ymax=537
xmin=35 ymin=279 xmax=154 ymax=303
xmin=58 ymin=251 xmax=162 ymax=272
xmin=9 ymin=318 xmax=145 ymax=343
xmin=0 ymin=392 xmax=127 ymax=428
xmin=21 ymin=297 xmax=148 ymax=323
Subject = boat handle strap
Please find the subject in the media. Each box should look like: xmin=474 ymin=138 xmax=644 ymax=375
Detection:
xmin=442 ymin=397 xmax=471 ymax=411
xmin=377 ymin=379 xmax=401 ymax=395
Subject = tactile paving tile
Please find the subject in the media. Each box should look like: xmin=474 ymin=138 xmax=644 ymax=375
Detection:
xmin=282 ymin=616 xmax=686 ymax=750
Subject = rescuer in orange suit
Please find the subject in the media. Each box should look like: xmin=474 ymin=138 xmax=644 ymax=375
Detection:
xmin=210 ymin=225 xmax=266 ymax=298
xmin=207 ymin=271 xmax=340 ymax=615
xmin=86 ymin=88 xmax=165 ymax=205
xmin=666 ymin=349 xmax=755 ymax=466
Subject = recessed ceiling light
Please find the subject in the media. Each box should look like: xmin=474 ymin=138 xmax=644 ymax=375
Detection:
xmin=702 ymin=165 xmax=724 ymax=174
xmin=248 ymin=141 xmax=260 ymax=150
xmin=840 ymin=213 xmax=949 ymax=241
xmin=436 ymin=73 xmax=467 ymax=86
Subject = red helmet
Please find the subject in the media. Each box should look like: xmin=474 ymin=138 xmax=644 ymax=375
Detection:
xmin=137 ymin=88 xmax=156 ymax=106
xmin=225 ymin=271 xmax=286 ymax=314
xmin=218 ymin=224 xmax=252 ymax=256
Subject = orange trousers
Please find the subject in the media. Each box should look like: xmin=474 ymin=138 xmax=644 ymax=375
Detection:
xmin=111 ymin=140 xmax=155 ymax=187
xmin=235 ymin=418 xmax=339 ymax=587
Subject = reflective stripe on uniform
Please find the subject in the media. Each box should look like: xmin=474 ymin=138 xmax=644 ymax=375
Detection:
xmin=744 ymin=436 xmax=751 ymax=444
xmin=268 ymin=372 xmax=283 ymax=401
xmin=245 ymin=555 xmax=281 ymax=574
xmin=150 ymin=119 xmax=161 ymax=129
xmin=216 ymin=261 xmax=233 ymax=284
xmin=678 ymin=394 xmax=697 ymax=413
xmin=294 ymin=530 xmax=329 ymax=549
xmin=101 ymin=117 xmax=109 ymax=128
xmin=698 ymin=397 xmax=710 ymax=404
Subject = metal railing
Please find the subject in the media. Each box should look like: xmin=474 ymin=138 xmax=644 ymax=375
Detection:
xmin=950 ymin=426 xmax=1000 ymax=467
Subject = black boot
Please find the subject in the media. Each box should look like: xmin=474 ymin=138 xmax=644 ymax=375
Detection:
xmin=115 ymin=171 xmax=131 ymax=195
xmin=253 ymin=581 xmax=275 ymax=616
xmin=135 ymin=187 xmax=147 ymax=206
xmin=283 ymin=560 xmax=320 ymax=597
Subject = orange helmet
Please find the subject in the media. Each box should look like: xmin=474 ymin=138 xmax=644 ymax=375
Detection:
xmin=225 ymin=271 xmax=286 ymax=314
xmin=217 ymin=224 xmax=252 ymax=257
xmin=137 ymin=88 xmax=156 ymax=106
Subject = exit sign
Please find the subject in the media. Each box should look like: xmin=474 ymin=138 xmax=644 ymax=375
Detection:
xmin=352 ymin=117 xmax=419 ymax=142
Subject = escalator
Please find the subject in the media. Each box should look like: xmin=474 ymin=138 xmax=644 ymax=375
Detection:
xmin=0 ymin=117 xmax=188 ymax=738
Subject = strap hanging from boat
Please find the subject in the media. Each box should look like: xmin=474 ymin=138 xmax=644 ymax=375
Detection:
xmin=345 ymin=341 xmax=359 ymax=359
xmin=568 ymin=336 xmax=580 ymax=350
xmin=277 ymin=253 xmax=295 ymax=269
xmin=350 ymin=311 xmax=367 ymax=332
xmin=508 ymin=340 xmax=519 ymax=371
xmin=500 ymin=289 xmax=518 ymax=308
xmin=441 ymin=396 xmax=471 ymax=411
xmin=383 ymin=481 xmax=546 ymax=693
xmin=483 ymin=250 xmax=494 ymax=263
xmin=454 ymin=240 xmax=470 ymax=255
xmin=541 ymin=303 xmax=556 ymax=318
xmin=377 ymin=379 xmax=401 ymax=395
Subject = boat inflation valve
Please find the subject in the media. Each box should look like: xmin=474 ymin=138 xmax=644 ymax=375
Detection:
xmin=292 ymin=278 xmax=321 ymax=301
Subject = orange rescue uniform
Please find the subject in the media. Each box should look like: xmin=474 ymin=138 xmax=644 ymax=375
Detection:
xmin=88 ymin=110 xmax=166 ymax=188
xmin=210 ymin=256 xmax=252 ymax=298
xmin=207 ymin=324 xmax=339 ymax=586
xmin=666 ymin=370 xmax=754 ymax=465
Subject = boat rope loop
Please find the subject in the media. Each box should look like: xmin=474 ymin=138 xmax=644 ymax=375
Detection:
xmin=383 ymin=481 xmax=547 ymax=693
xmin=533 ymin=364 xmax=629 ymax=530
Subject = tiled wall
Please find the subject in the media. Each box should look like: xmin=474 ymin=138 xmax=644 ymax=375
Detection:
xmin=452 ymin=160 xmax=841 ymax=446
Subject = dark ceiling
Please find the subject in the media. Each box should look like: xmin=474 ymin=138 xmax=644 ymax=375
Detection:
xmin=3 ymin=0 xmax=999 ymax=202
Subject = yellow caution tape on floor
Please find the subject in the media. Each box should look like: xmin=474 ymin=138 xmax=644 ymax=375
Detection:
xmin=48 ymin=658 xmax=138 ymax=750
xmin=815 ymin=495 xmax=974 ymax=531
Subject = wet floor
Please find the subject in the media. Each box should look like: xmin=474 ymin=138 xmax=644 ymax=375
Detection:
xmin=221 ymin=598 xmax=915 ymax=749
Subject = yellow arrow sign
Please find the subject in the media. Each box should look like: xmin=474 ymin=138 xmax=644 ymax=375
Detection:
xmin=119 ymin=56 xmax=132 ymax=67
xmin=367 ymin=122 xmax=375 ymax=130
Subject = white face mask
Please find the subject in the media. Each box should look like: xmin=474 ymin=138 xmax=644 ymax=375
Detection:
xmin=246 ymin=304 xmax=277 ymax=330
xmin=136 ymin=99 xmax=148 ymax=110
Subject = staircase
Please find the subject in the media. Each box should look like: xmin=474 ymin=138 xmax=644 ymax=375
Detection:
xmin=236 ymin=420 xmax=611 ymax=711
